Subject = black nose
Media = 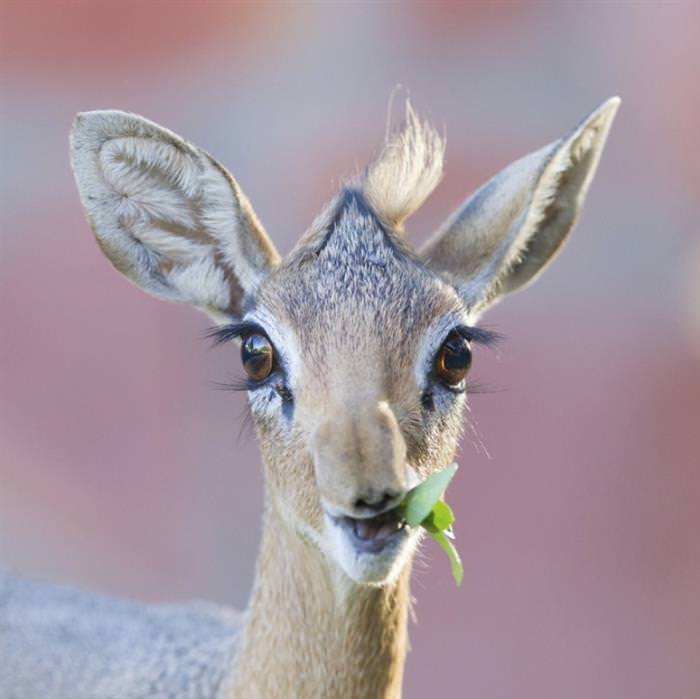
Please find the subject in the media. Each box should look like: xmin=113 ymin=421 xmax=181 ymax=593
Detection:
xmin=353 ymin=490 xmax=402 ymax=515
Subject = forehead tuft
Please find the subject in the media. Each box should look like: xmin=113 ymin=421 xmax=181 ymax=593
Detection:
xmin=362 ymin=100 xmax=445 ymax=229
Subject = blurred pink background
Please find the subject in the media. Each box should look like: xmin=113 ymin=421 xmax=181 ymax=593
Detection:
xmin=1 ymin=2 xmax=698 ymax=697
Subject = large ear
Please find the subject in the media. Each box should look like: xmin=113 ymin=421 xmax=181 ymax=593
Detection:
xmin=420 ymin=97 xmax=620 ymax=316
xmin=70 ymin=110 xmax=280 ymax=322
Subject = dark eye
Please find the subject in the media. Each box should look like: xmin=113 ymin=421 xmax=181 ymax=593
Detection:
xmin=241 ymin=333 xmax=275 ymax=382
xmin=435 ymin=330 xmax=472 ymax=386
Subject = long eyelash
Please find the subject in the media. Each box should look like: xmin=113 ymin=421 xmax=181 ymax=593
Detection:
xmin=456 ymin=325 xmax=503 ymax=348
xmin=465 ymin=379 xmax=504 ymax=396
xmin=209 ymin=379 xmax=255 ymax=443
xmin=212 ymin=375 xmax=276 ymax=394
xmin=208 ymin=323 xmax=284 ymax=398
xmin=205 ymin=321 xmax=264 ymax=346
xmin=210 ymin=378 xmax=250 ymax=393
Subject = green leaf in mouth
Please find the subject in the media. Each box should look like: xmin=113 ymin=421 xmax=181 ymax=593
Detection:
xmin=402 ymin=462 xmax=458 ymax=528
xmin=424 ymin=499 xmax=455 ymax=532
xmin=429 ymin=530 xmax=463 ymax=586
xmin=399 ymin=462 xmax=463 ymax=586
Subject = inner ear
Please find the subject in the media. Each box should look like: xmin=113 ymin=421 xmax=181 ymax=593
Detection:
xmin=419 ymin=98 xmax=620 ymax=315
xmin=71 ymin=110 xmax=279 ymax=322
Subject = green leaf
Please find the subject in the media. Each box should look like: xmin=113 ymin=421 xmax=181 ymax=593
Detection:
xmin=421 ymin=518 xmax=441 ymax=534
xmin=400 ymin=463 xmax=463 ymax=587
xmin=426 ymin=500 xmax=455 ymax=531
xmin=401 ymin=463 xmax=458 ymax=527
xmin=430 ymin=530 xmax=464 ymax=586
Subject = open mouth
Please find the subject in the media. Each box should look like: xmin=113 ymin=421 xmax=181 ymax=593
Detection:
xmin=333 ymin=507 xmax=408 ymax=554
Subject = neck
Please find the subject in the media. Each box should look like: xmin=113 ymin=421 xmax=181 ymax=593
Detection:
xmin=228 ymin=501 xmax=410 ymax=698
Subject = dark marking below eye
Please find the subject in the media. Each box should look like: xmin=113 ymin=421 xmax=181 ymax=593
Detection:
xmin=279 ymin=385 xmax=295 ymax=423
xmin=421 ymin=391 xmax=435 ymax=411
xmin=275 ymin=383 xmax=293 ymax=403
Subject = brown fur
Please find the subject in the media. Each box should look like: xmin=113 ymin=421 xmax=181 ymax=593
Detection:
xmin=65 ymin=98 xmax=619 ymax=698
xmin=227 ymin=505 xmax=409 ymax=699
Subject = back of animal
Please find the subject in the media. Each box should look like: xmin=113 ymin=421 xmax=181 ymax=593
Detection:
xmin=0 ymin=571 xmax=241 ymax=699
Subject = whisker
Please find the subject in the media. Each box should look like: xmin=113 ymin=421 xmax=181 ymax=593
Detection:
xmin=463 ymin=403 xmax=491 ymax=459
xmin=236 ymin=401 xmax=255 ymax=445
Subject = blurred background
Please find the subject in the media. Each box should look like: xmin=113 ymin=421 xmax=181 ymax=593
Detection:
xmin=1 ymin=1 xmax=698 ymax=697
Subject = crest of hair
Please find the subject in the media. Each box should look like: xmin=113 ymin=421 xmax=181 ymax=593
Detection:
xmin=362 ymin=100 xmax=446 ymax=231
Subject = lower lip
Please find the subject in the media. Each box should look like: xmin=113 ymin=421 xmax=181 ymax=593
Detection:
xmin=334 ymin=516 xmax=409 ymax=555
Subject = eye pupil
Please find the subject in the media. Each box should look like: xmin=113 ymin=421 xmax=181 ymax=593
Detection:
xmin=435 ymin=331 xmax=472 ymax=386
xmin=241 ymin=334 xmax=274 ymax=381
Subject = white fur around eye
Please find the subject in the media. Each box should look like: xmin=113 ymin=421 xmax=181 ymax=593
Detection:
xmin=414 ymin=310 xmax=471 ymax=392
xmin=242 ymin=308 xmax=301 ymax=393
xmin=247 ymin=385 xmax=283 ymax=419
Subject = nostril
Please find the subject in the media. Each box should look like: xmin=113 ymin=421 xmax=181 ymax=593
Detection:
xmin=353 ymin=490 xmax=402 ymax=514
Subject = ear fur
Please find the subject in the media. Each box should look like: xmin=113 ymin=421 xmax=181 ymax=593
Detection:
xmin=420 ymin=97 xmax=620 ymax=314
xmin=70 ymin=110 xmax=279 ymax=322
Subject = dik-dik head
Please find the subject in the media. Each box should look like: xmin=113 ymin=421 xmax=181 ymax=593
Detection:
xmin=70 ymin=99 xmax=618 ymax=585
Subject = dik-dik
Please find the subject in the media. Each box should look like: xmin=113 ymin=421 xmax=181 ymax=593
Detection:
xmin=0 ymin=97 xmax=619 ymax=698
